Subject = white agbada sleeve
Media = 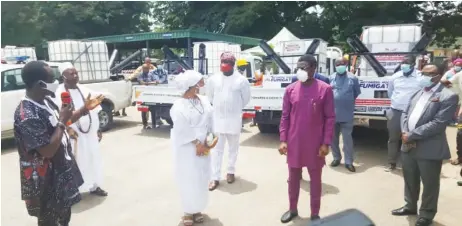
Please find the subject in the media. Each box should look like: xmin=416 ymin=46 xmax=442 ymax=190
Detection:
xmin=206 ymin=76 xmax=215 ymax=104
xmin=240 ymin=77 xmax=251 ymax=108
xmin=170 ymin=102 xmax=202 ymax=145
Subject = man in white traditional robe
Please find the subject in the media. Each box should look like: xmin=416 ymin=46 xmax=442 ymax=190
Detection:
xmin=170 ymin=70 xmax=214 ymax=225
xmin=55 ymin=63 xmax=108 ymax=196
xmin=207 ymin=52 xmax=251 ymax=191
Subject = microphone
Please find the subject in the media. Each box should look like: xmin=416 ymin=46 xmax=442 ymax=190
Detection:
xmin=61 ymin=92 xmax=72 ymax=126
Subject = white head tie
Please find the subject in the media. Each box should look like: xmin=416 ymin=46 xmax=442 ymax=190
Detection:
xmin=175 ymin=70 xmax=202 ymax=95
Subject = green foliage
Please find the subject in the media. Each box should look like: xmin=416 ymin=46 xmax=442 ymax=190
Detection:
xmin=1 ymin=1 xmax=153 ymax=50
xmin=151 ymin=1 xmax=462 ymax=51
xmin=2 ymin=1 xmax=461 ymax=57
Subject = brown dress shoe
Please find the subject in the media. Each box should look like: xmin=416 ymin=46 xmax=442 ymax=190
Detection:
xmin=226 ymin=174 xmax=235 ymax=184
xmin=208 ymin=180 xmax=219 ymax=191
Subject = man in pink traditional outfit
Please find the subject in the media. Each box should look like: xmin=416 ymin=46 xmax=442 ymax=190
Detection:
xmin=279 ymin=55 xmax=335 ymax=223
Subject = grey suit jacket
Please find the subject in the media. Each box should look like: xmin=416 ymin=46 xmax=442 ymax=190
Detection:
xmin=401 ymin=84 xmax=459 ymax=160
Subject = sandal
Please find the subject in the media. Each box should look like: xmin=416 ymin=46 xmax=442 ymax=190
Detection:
xmin=182 ymin=215 xmax=194 ymax=226
xmin=208 ymin=180 xmax=219 ymax=191
xmin=193 ymin=213 xmax=204 ymax=223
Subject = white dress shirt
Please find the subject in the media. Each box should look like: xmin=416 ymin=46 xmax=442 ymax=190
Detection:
xmin=388 ymin=70 xmax=422 ymax=111
xmin=207 ymin=71 xmax=251 ymax=134
xmin=408 ymin=83 xmax=441 ymax=131
xmin=447 ymin=71 xmax=462 ymax=105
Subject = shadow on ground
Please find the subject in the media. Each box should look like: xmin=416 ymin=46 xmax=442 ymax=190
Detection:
xmin=300 ymin=180 xmax=340 ymax=196
xmin=216 ymin=177 xmax=258 ymax=195
xmin=406 ymin=216 xmax=446 ymax=226
xmin=240 ymin=132 xmax=280 ymax=149
xmin=1 ymin=138 xmax=16 ymax=154
xmin=135 ymin=125 xmax=171 ymax=139
xmin=72 ymin=193 xmax=107 ymax=213
xmin=176 ymin=214 xmax=223 ymax=226
xmin=104 ymin=119 xmax=140 ymax=134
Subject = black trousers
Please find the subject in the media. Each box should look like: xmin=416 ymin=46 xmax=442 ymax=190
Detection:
xmin=37 ymin=207 xmax=71 ymax=226
xmin=456 ymin=128 xmax=462 ymax=160
xmin=141 ymin=108 xmax=156 ymax=127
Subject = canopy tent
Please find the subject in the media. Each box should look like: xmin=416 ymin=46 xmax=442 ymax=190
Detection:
xmin=243 ymin=27 xmax=300 ymax=55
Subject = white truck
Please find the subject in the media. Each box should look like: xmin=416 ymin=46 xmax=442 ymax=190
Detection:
xmin=1 ymin=44 xmax=133 ymax=139
xmin=347 ymin=23 xmax=434 ymax=130
xmin=132 ymin=45 xmax=264 ymax=126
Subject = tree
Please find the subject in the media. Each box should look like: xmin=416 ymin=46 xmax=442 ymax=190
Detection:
xmin=152 ymin=1 xmax=461 ymax=50
xmin=1 ymin=1 xmax=153 ymax=46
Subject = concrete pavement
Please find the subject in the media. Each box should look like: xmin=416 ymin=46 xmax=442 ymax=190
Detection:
xmin=1 ymin=108 xmax=461 ymax=226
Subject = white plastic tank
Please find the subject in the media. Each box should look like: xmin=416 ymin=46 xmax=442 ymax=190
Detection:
xmin=193 ymin=41 xmax=242 ymax=75
xmin=1 ymin=46 xmax=37 ymax=62
xmin=359 ymin=23 xmax=422 ymax=76
xmin=47 ymin=40 xmax=110 ymax=81
xmin=280 ymin=39 xmax=328 ymax=74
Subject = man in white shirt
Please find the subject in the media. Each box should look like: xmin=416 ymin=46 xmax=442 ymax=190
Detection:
xmin=440 ymin=60 xmax=462 ymax=166
xmin=386 ymin=55 xmax=422 ymax=171
xmin=392 ymin=63 xmax=458 ymax=226
xmin=207 ymin=52 xmax=251 ymax=191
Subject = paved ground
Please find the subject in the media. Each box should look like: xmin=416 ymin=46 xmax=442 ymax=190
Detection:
xmin=2 ymin=107 xmax=461 ymax=226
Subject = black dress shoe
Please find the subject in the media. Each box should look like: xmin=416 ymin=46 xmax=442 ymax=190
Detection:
xmin=391 ymin=207 xmax=417 ymax=216
xmin=310 ymin=215 xmax=320 ymax=221
xmin=415 ymin=217 xmax=432 ymax=226
xmin=385 ymin=163 xmax=396 ymax=172
xmin=345 ymin=164 xmax=356 ymax=172
xmin=90 ymin=187 xmax=108 ymax=196
xmin=280 ymin=210 xmax=298 ymax=223
xmin=330 ymin=159 xmax=341 ymax=167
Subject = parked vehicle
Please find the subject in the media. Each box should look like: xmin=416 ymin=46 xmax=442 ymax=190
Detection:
xmin=1 ymin=61 xmax=132 ymax=139
xmin=347 ymin=23 xmax=435 ymax=130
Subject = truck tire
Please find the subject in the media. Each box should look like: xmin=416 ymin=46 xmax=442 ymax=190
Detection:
xmin=99 ymin=103 xmax=113 ymax=132
xmin=164 ymin=117 xmax=174 ymax=126
xmin=258 ymin=123 xmax=277 ymax=133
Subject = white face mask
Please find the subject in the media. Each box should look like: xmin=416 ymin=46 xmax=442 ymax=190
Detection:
xmin=296 ymin=69 xmax=309 ymax=82
xmin=39 ymin=80 xmax=59 ymax=93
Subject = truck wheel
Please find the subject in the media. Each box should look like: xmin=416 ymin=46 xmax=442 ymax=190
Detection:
xmin=99 ymin=104 xmax=113 ymax=132
xmin=164 ymin=117 xmax=174 ymax=126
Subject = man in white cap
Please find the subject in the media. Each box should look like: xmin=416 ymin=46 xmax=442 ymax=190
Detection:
xmin=207 ymin=52 xmax=251 ymax=191
xmin=55 ymin=63 xmax=108 ymax=196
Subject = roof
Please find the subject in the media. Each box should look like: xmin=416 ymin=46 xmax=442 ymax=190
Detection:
xmin=84 ymin=29 xmax=262 ymax=49
xmin=244 ymin=27 xmax=300 ymax=54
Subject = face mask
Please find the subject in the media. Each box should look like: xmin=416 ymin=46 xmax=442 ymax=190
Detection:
xmin=336 ymin=65 xmax=347 ymax=74
xmin=220 ymin=63 xmax=233 ymax=74
xmin=418 ymin=76 xmax=434 ymax=88
xmin=37 ymin=80 xmax=59 ymax=98
xmin=401 ymin=64 xmax=412 ymax=73
xmin=296 ymin=69 xmax=309 ymax=82
xmin=454 ymin=66 xmax=462 ymax=72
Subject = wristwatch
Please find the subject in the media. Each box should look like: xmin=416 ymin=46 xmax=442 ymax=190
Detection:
xmin=57 ymin=121 xmax=66 ymax=130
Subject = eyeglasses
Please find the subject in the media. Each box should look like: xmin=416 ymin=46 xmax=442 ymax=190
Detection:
xmin=421 ymin=72 xmax=439 ymax=77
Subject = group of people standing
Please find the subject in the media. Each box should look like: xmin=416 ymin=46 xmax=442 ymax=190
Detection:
xmin=385 ymin=55 xmax=461 ymax=226
xmin=14 ymin=61 xmax=107 ymax=226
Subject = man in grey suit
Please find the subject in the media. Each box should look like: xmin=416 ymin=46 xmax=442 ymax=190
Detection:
xmin=391 ymin=63 xmax=459 ymax=226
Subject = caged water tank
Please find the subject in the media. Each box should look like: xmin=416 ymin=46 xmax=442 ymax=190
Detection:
xmin=47 ymin=40 xmax=110 ymax=81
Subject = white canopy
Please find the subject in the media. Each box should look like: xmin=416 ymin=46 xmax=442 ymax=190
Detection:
xmin=243 ymin=27 xmax=300 ymax=54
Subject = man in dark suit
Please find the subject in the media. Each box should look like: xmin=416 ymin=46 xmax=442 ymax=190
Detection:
xmin=391 ymin=63 xmax=459 ymax=226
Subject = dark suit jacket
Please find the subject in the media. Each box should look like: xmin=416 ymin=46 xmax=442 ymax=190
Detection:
xmin=401 ymin=84 xmax=459 ymax=160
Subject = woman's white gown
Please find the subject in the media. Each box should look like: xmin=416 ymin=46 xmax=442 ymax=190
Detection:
xmin=170 ymin=95 xmax=213 ymax=214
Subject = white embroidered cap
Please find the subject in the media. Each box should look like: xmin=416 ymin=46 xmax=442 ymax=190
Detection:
xmin=59 ymin=62 xmax=75 ymax=75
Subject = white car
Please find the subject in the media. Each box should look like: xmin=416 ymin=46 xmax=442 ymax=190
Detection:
xmin=1 ymin=62 xmax=132 ymax=139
